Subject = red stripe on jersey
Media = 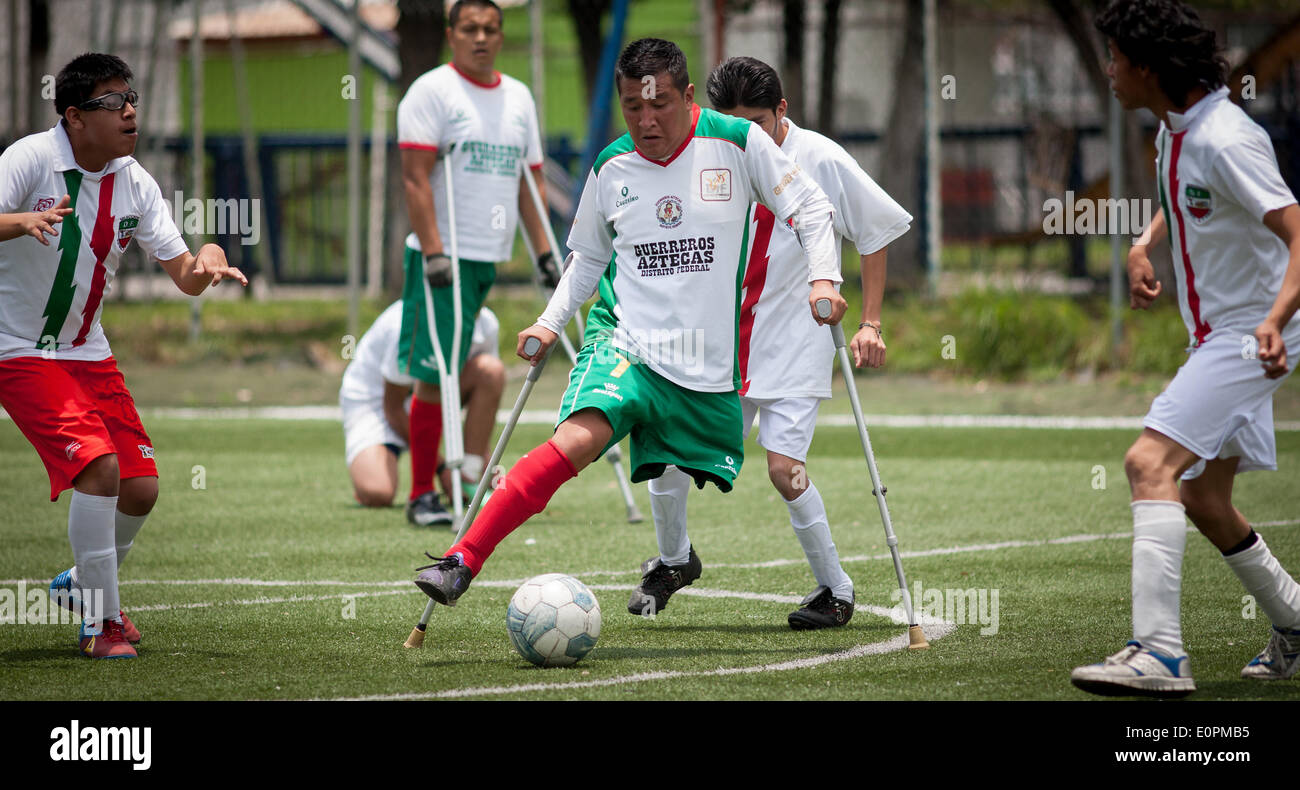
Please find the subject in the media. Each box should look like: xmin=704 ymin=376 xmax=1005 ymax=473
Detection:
xmin=450 ymin=63 xmax=502 ymax=89
xmin=1167 ymin=131 xmax=1212 ymax=346
xmin=635 ymin=104 xmax=702 ymax=168
xmin=72 ymin=173 xmax=117 ymax=348
xmin=738 ymin=206 xmax=776 ymax=396
xmin=399 ymin=142 xmax=439 ymax=152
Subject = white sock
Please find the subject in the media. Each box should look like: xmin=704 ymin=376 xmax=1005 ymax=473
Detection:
xmin=1223 ymin=534 xmax=1300 ymax=630
xmin=787 ymin=482 xmax=853 ymax=602
xmin=648 ymin=466 xmax=692 ymax=566
xmin=115 ymin=511 xmax=148 ymax=568
xmin=1131 ymin=500 xmax=1187 ymax=658
xmin=462 ymin=454 xmax=485 ymax=483
xmin=68 ymin=491 xmax=121 ymax=626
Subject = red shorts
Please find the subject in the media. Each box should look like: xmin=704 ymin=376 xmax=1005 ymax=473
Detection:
xmin=0 ymin=356 xmax=157 ymax=501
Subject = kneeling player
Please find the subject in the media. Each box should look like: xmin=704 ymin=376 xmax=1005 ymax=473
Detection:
xmin=342 ymin=301 xmax=503 ymax=519
xmin=411 ymin=38 xmax=849 ymax=607
xmin=631 ymin=56 xmax=912 ymax=629
xmin=0 ymin=54 xmax=247 ymax=658
xmin=1072 ymin=0 xmax=1300 ymax=696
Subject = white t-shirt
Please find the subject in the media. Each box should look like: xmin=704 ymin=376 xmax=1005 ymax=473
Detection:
xmin=397 ymin=63 xmax=544 ymax=263
xmin=0 ymin=123 xmax=188 ymax=362
xmin=343 ymin=301 xmax=499 ymax=404
xmin=539 ymin=105 xmax=841 ymax=393
xmin=1156 ymin=86 xmax=1298 ymax=347
xmin=740 ymin=118 xmax=911 ymax=399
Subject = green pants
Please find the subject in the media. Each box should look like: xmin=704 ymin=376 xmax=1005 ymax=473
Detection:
xmin=396 ymin=247 xmax=497 ymax=385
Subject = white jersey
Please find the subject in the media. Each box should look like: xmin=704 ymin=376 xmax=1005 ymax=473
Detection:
xmin=0 ymin=123 xmax=187 ymax=362
xmin=397 ymin=64 xmax=544 ymax=263
xmin=541 ymin=105 xmax=841 ymax=393
xmin=1156 ymin=86 xmax=1298 ymax=347
xmin=740 ymin=118 xmax=911 ymax=399
xmin=343 ymin=301 xmax=499 ymax=404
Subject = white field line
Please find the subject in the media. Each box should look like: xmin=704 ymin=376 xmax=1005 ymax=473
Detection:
xmin=6 ymin=405 xmax=1298 ymax=431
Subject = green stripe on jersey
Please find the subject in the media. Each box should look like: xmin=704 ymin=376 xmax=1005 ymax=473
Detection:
xmin=584 ymin=249 xmax=619 ymax=346
xmin=1156 ymin=134 xmax=1171 ymax=231
xmin=695 ymin=108 xmax=750 ymax=149
xmin=731 ymin=205 xmax=753 ymax=390
xmin=593 ymin=135 xmax=636 ymax=176
xmin=38 ymin=170 xmax=85 ymax=348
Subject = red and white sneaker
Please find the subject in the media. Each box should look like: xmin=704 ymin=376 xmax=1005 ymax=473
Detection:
xmin=79 ymin=620 xmax=138 ymax=660
xmin=50 ymin=568 xmax=141 ymax=644
xmin=119 ymin=611 xmax=141 ymax=644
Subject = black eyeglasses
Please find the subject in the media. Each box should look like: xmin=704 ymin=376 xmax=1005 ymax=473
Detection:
xmin=79 ymin=90 xmax=139 ymax=111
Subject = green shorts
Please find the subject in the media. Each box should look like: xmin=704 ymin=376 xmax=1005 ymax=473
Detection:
xmin=397 ymin=247 xmax=497 ymax=386
xmin=556 ymin=340 xmax=744 ymax=492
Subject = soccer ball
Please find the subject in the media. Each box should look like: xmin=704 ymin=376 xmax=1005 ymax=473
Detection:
xmin=506 ymin=574 xmax=602 ymax=667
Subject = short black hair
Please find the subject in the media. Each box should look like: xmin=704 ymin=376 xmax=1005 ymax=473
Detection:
xmin=448 ymin=0 xmax=502 ymax=29
xmin=615 ymin=38 xmax=690 ymax=95
xmin=1095 ymin=0 xmax=1227 ymax=106
xmin=55 ymin=52 xmax=133 ymax=117
xmin=707 ymin=56 xmax=784 ymax=112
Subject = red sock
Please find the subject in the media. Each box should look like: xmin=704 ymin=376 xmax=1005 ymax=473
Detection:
xmin=409 ymin=397 xmax=443 ymax=500
xmin=449 ymin=440 xmax=577 ymax=574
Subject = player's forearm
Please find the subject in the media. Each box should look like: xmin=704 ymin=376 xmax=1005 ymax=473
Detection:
xmin=164 ymin=250 xmax=209 ymax=296
xmin=537 ymin=250 xmax=603 ymax=333
xmin=791 ymin=192 xmax=843 ymax=284
xmin=0 ymin=214 xmax=34 ymax=242
xmin=1265 ymin=240 xmax=1300 ymax=330
xmin=859 ymin=249 xmax=887 ymax=324
xmin=518 ymin=173 xmax=552 ymax=255
xmin=401 ymin=172 xmax=444 ymax=255
xmin=1134 ymin=211 xmax=1167 ymax=248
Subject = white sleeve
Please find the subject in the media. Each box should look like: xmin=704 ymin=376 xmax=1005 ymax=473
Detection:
xmin=397 ymin=81 xmax=444 ymax=150
xmin=381 ymin=342 xmax=415 ymax=388
xmin=743 ymin=125 xmax=840 ymax=282
xmin=815 ymin=148 xmax=912 ymax=255
xmin=132 ymin=170 xmax=188 ymax=261
xmin=1209 ymin=133 xmax=1297 ymax=222
xmin=0 ymin=138 xmax=42 ymax=214
xmin=538 ymin=170 xmax=609 ymax=332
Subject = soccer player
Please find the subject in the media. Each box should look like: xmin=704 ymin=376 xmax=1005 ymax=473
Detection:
xmin=413 ymin=38 xmax=848 ymax=608
xmin=396 ymin=0 xmax=555 ymax=526
xmin=629 ymin=56 xmax=912 ymax=629
xmin=342 ymin=301 xmax=503 ymax=517
xmin=1071 ymin=0 xmax=1300 ymax=696
xmin=0 ymin=53 xmax=247 ymax=659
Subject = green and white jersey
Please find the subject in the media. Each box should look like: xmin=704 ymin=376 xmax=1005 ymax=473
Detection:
xmin=397 ymin=63 xmax=544 ymax=263
xmin=0 ymin=123 xmax=187 ymax=362
xmin=539 ymin=105 xmax=840 ymax=393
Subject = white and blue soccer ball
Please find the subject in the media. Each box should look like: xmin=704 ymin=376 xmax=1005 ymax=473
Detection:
xmin=506 ymin=574 xmax=601 ymax=667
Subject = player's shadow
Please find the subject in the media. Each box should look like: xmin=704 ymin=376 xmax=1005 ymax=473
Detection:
xmin=0 ymin=646 xmax=89 ymax=663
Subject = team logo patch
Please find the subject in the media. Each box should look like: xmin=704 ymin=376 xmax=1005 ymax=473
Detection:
xmin=656 ymin=195 xmax=684 ymax=228
xmin=1185 ymin=185 xmax=1213 ymax=223
xmin=138 ymin=445 xmax=154 ymax=459
xmin=117 ymin=216 xmax=140 ymax=250
xmin=65 ymin=441 xmax=82 ymax=461
xmin=32 ymin=197 xmax=57 ymax=212
xmin=700 ymin=169 xmax=731 ymax=201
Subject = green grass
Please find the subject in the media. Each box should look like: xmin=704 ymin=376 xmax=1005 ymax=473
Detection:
xmin=2 ymin=416 xmax=1297 ymax=700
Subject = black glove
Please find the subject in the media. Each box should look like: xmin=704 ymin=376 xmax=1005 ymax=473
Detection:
xmin=536 ymin=250 xmax=561 ymax=290
xmin=424 ymin=253 xmax=453 ymax=288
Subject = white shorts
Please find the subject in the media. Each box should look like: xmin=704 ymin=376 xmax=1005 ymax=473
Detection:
xmin=1143 ymin=327 xmax=1296 ymax=479
xmin=342 ymin=396 xmax=406 ymax=467
xmin=741 ymin=396 xmax=821 ymax=462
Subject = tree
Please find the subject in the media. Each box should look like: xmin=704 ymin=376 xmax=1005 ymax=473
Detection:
xmin=877 ymin=0 xmax=926 ymax=287
xmin=396 ymin=0 xmax=446 ymax=95
xmin=569 ymin=0 xmax=613 ymax=105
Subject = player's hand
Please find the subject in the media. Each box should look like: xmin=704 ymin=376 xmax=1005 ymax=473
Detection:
xmin=1256 ymin=320 xmax=1289 ymax=379
xmin=809 ymin=280 xmax=846 ymax=325
xmin=1127 ymin=245 xmax=1162 ymax=309
xmin=536 ymin=251 xmax=561 ymax=290
xmin=21 ymin=194 xmax=73 ymax=246
xmin=517 ymin=324 xmax=558 ymax=365
xmin=851 ymin=323 xmax=886 ymax=368
xmin=424 ymin=253 xmax=453 ymax=288
xmin=192 ymin=243 xmax=248 ymax=287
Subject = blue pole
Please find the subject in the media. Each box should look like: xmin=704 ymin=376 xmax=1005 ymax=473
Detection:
xmin=570 ymin=0 xmax=631 ymax=218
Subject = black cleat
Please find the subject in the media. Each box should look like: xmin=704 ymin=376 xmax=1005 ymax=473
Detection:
xmin=627 ymin=547 xmax=702 ymax=617
xmin=788 ymin=586 xmax=854 ymax=630
xmin=405 ymin=491 xmax=453 ymax=527
xmin=414 ymin=554 xmax=473 ymax=606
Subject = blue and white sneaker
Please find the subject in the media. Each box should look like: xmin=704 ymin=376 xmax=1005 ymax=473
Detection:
xmin=1071 ymin=641 xmax=1196 ymax=697
xmin=49 ymin=567 xmax=83 ymax=613
xmin=1241 ymin=626 xmax=1300 ymax=680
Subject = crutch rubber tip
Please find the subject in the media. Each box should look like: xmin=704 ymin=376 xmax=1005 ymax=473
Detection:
xmin=907 ymin=624 xmax=930 ymax=650
xmin=523 ymin=337 xmax=542 ymax=357
xmin=814 ymin=298 xmax=832 ymax=319
xmin=403 ymin=625 xmax=427 ymax=649
xmin=626 ymin=506 xmax=645 ymax=523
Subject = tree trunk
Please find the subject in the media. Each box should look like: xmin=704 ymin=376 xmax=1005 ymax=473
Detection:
xmin=877 ymin=0 xmax=926 ymax=287
xmin=817 ymin=0 xmax=841 ymax=135
xmin=782 ymin=0 xmax=804 ymax=121
xmin=396 ymin=0 xmax=446 ymax=95
xmin=568 ymin=0 xmax=611 ymax=105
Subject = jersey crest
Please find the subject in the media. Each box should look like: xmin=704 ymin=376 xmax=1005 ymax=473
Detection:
xmin=656 ymin=195 xmax=684 ymax=228
xmin=1185 ymin=184 xmax=1213 ymax=223
xmin=117 ymin=216 xmax=140 ymax=250
xmin=700 ymin=168 xmax=731 ymax=201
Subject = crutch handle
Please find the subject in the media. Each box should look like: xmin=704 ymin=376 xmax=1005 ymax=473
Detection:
xmin=523 ymin=336 xmax=542 ymax=357
xmin=814 ymin=297 xmax=832 ymax=319
xmin=815 ymin=298 xmax=848 ymax=349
